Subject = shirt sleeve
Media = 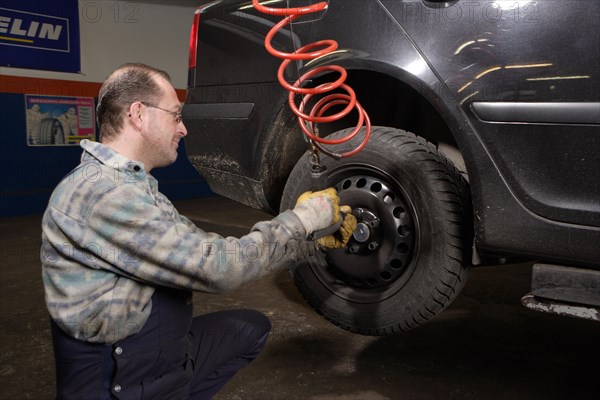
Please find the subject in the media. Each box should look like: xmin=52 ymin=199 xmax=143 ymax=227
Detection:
xmin=81 ymin=182 xmax=308 ymax=293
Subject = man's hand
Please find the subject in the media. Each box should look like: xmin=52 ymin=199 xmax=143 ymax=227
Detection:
xmin=292 ymin=189 xmax=357 ymax=249
xmin=317 ymin=205 xmax=357 ymax=249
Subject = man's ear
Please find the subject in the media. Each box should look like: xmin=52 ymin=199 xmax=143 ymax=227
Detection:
xmin=127 ymin=101 xmax=144 ymax=130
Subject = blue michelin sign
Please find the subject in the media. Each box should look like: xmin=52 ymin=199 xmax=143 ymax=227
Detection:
xmin=0 ymin=0 xmax=80 ymax=72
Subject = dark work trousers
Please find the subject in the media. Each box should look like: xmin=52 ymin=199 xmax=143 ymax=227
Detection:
xmin=51 ymin=286 xmax=271 ymax=400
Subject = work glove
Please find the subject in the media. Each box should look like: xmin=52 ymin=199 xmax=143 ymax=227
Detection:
xmin=316 ymin=205 xmax=357 ymax=249
xmin=292 ymin=189 xmax=357 ymax=249
xmin=292 ymin=187 xmax=340 ymax=234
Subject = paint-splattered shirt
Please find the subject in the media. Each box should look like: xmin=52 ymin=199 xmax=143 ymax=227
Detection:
xmin=41 ymin=140 xmax=308 ymax=343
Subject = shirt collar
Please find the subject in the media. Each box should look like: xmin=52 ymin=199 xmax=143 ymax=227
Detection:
xmin=79 ymin=140 xmax=158 ymax=191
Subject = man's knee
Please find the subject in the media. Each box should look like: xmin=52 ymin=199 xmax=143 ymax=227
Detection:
xmin=241 ymin=309 xmax=271 ymax=338
xmin=225 ymin=309 xmax=271 ymax=353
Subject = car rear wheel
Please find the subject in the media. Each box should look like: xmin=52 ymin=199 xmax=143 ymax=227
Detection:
xmin=280 ymin=126 xmax=473 ymax=334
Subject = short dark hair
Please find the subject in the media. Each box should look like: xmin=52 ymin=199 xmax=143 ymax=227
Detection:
xmin=96 ymin=63 xmax=171 ymax=141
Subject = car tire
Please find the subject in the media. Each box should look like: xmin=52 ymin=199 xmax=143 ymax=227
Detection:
xmin=40 ymin=118 xmax=65 ymax=145
xmin=280 ymin=126 xmax=473 ymax=334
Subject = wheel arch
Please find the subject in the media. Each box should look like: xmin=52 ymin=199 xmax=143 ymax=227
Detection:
xmin=308 ymin=60 xmax=475 ymax=177
xmin=258 ymin=60 xmax=479 ymax=212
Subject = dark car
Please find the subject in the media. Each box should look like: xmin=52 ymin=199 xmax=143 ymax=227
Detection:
xmin=182 ymin=0 xmax=600 ymax=333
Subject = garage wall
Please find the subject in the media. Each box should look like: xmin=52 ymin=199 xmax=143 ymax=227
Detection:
xmin=0 ymin=0 xmax=212 ymax=217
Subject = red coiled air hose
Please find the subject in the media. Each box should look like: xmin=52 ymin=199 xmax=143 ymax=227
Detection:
xmin=252 ymin=0 xmax=371 ymax=159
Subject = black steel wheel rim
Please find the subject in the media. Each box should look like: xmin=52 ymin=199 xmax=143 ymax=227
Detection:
xmin=308 ymin=164 xmax=419 ymax=303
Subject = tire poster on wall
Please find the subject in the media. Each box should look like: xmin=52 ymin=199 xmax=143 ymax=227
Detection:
xmin=25 ymin=94 xmax=95 ymax=146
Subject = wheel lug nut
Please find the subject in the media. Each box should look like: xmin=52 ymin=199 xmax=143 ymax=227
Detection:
xmin=368 ymin=242 xmax=379 ymax=250
xmin=349 ymin=245 xmax=360 ymax=253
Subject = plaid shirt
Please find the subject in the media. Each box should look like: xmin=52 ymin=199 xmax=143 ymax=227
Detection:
xmin=41 ymin=140 xmax=307 ymax=343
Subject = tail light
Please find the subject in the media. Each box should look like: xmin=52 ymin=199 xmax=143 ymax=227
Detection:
xmin=188 ymin=10 xmax=200 ymax=69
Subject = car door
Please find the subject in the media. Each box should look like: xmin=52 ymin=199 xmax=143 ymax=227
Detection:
xmin=380 ymin=0 xmax=600 ymax=227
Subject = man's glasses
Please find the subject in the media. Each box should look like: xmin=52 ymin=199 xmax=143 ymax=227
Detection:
xmin=141 ymin=102 xmax=182 ymax=124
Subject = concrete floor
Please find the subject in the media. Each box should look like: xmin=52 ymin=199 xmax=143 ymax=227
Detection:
xmin=1 ymin=196 xmax=598 ymax=400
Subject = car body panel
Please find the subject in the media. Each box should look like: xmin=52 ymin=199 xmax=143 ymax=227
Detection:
xmin=183 ymin=0 xmax=600 ymax=267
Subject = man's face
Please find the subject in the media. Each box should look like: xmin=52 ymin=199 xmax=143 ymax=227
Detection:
xmin=140 ymin=77 xmax=187 ymax=169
